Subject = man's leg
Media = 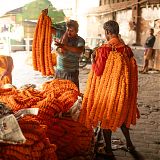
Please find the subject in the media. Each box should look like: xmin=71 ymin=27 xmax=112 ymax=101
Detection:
xmin=143 ymin=58 xmax=149 ymax=72
xmin=140 ymin=49 xmax=149 ymax=73
xmin=103 ymin=129 xmax=113 ymax=155
xmin=142 ymin=48 xmax=153 ymax=73
xmin=120 ymin=124 xmax=135 ymax=151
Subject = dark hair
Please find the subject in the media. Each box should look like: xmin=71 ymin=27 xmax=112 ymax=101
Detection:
xmin=66 ymin=20 xmax=79 ymax=32
xmin=103 ymin=20 xmax=119 ymax=35
xmin=150 ymin=28 xmax=154 ymax=32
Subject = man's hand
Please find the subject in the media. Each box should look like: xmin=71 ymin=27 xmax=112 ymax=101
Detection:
xmin=42 ymin=8 xmax=48 ymax=15
xmin=91 ymin=51 xmax=96 ymax=64
xmin=54 ymin=41 xmax=64 ymax=48
xmin=54 ymin=41 xmax=65 ymax=54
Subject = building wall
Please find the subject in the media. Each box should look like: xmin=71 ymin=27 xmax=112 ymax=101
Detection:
xmin=116 ymin=9 xmax=134 ymax=45
xmin=86 ymin=14 xmax=112 ymax=39
xmin=23 ymin=22 xmax=36 ymax=39
xmin=140 ymin=6 xmax=160 ymax=70
xmin=75 ymin=0 xmax=99 ymax=39
xmin=85 ymin=3 xmax=160 ymax=70
xmin=85 ymin=2 xmax=160 ymax=47
xmin=140 ymin=7 xmax=160 ymax=48
xmin=86 ymin=10 xmax=134 ymax=44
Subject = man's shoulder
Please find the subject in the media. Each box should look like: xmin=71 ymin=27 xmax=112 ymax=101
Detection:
xmin=150 ymin=35 xmax=156 ymax=39
xmin=77 ymin=36 xmax=85 ymax=46
xmin=97 ymin=43 xmax=112 ymax=52
xmin=153 ymin=35 xmax=156 ymax=39
xmin=77 ymin=36 xmax=85 ymax=42
xmin=124 ymin=45 xmax=132 ymax=50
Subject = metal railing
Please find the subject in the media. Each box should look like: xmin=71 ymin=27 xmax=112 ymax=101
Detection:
xmin=0 ymin=37 xmax=33 ymax=54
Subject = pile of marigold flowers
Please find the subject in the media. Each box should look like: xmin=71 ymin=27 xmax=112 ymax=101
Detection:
xmin=0 ymin=79 xmax=93 ymax=160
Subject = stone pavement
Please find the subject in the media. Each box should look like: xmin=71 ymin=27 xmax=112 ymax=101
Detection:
xmin=11 ymin=48 xmax=160 ymax=160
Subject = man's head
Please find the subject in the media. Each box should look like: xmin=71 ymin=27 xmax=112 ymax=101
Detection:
xmin=66 ymin=20 xmax=79 ymax=38
xmin=103 ymin=20 xmax=119 ymax=40
xmin=149 ymin=28 xmax=154 ymax=35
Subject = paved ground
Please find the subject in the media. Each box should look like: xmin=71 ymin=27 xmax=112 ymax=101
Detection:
xmin=10 ymin=48 xmax=160 ymax=160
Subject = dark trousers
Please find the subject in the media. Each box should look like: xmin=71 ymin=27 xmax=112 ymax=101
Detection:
xmin=55 ymin=69 xmax=79 ymax=90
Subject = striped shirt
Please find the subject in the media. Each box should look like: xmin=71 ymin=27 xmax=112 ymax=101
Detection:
xmin=57 ymin=36 xmax=85 ymax=71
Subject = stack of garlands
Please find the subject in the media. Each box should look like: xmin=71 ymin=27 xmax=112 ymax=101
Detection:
xmin=0 ymin=79 xmax=93 ymax=160
xmin=0 ymin=116 xmax=57 ymax=160
xmin=35 ymin=80 xmax=93 ymax=159
xmin=45 ymin=117 xmax=93 ymax=160
xmin=32 ymin=11 xmax=56 ymax=76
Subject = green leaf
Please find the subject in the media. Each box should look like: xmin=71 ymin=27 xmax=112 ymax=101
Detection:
xmin=19 ymin=0 xmax=65 ymax=23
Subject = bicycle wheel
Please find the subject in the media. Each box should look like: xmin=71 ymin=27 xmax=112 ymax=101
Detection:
xmin=79 ymin=56 xmax=88 ymax=68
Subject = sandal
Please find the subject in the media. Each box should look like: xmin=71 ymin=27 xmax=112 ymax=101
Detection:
xmin=139 ymin=70 xmax=148 ymax=74
xmin=95 ymin=153 xmax=116 ymax=160
xmin=105 ymin=154 xmax=116 ymax=160
xmin=105 ymin=151 xmax=116 ymax=160
xmin=106 ymin=152 xmax=114 ymax=156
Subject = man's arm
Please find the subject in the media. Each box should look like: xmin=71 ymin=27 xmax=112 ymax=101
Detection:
xmin=92 ymin=46 xmax=111 ymax=76
xmin=63 ymin=45 xmax=84 ymax=54
xmin=55 ymin=42 xmax=84 ymax=54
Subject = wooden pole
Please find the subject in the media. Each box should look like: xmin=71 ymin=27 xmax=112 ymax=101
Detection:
xmin=132 ymin=0 xmax=141 ymax=45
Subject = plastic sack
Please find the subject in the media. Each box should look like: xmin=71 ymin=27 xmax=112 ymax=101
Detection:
xmin=0 ymin=114 xmax=26 ymax=144
xmin=0 ymin=107 xmax=39 ymax=144
xmin=69 ymin=96 xmax=82 ymax=121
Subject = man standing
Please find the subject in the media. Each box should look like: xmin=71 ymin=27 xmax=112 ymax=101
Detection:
xmin=79 ymin=20 xmax=139 ymax=159
xmin=53 ymin=19 xmax=85 ymax=90
xmin=140 ymin=28 xmax=156 ymax=73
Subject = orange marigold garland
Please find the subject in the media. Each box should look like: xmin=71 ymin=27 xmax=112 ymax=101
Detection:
xmin=32 ymin=12 xmax=55 ymax=76
xmin=79 ymin=46 xmax=140 ymax=132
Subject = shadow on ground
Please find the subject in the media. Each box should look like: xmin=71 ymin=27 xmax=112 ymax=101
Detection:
xmin=94 ymin=149 xmax=145 ymax=160
xmin=129 ymin=150 xmax=145 ymax=160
